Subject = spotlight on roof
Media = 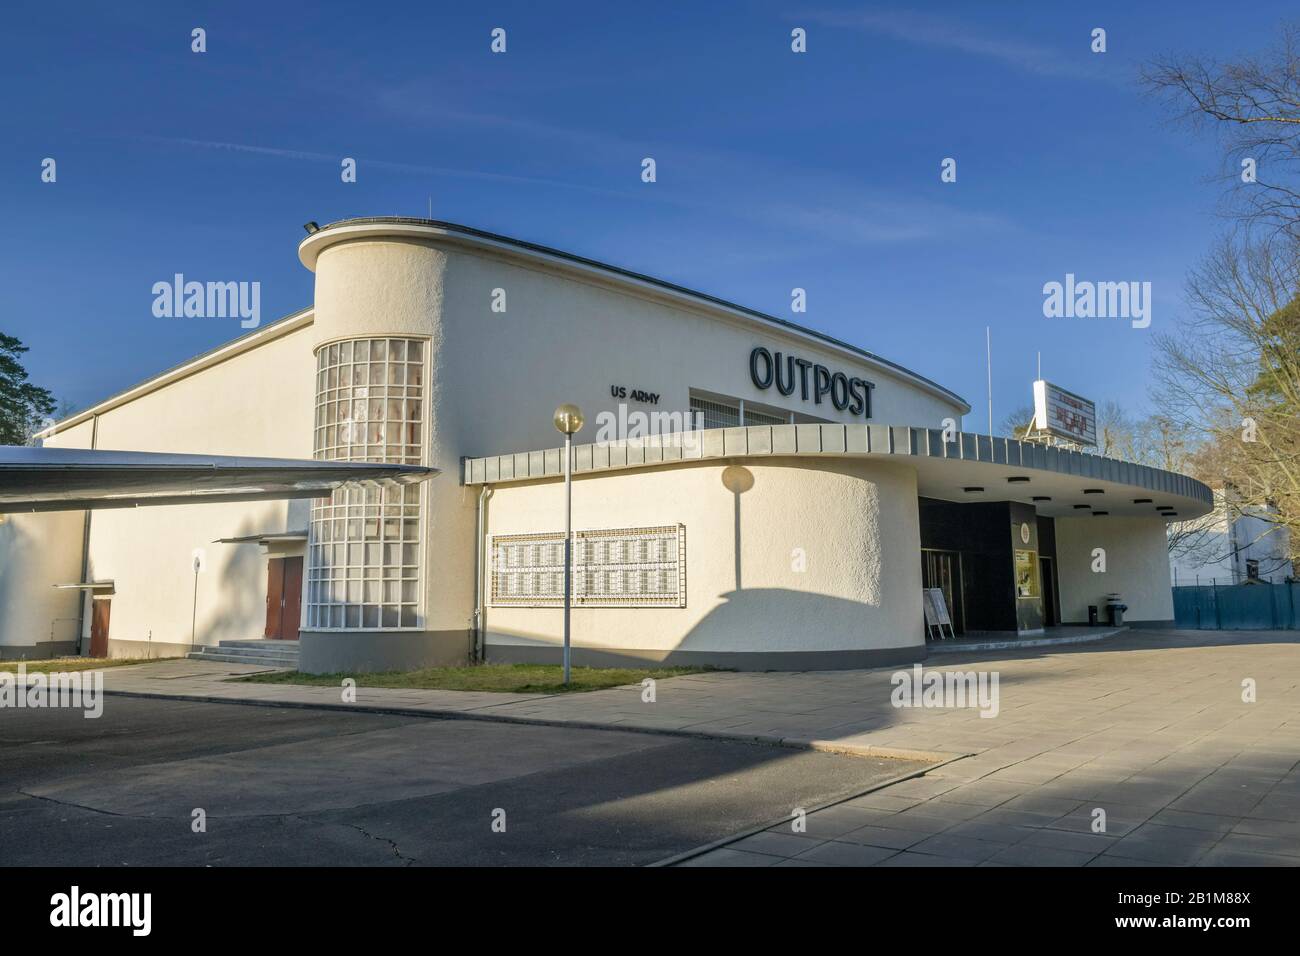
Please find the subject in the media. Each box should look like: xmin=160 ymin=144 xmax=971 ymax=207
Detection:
xmin=303 ymin=221 xmax=321 ymax=235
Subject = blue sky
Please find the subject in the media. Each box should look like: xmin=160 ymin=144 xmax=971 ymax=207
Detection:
xmin=2 ymin=1 xmax=1286 ymax=427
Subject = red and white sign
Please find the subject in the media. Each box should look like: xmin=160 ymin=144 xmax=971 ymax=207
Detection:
xmin=1033 ymin=380 xmax=1097 ymax=446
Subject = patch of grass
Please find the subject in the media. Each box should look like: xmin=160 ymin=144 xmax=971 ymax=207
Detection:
xmin=0 ymin=656 xmax=162 ymax=674
xmin=233 ymin=662 xmax=713 ymax=694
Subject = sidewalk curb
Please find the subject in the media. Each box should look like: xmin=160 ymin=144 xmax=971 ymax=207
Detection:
xmin=97 ymin=687 xmax=958 ymax=764
xmin=647 ymin=751 xmax=973 ymax=867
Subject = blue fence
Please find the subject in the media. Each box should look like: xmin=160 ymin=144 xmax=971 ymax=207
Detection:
xmin=1173 ymin=582 xmax=1300 ymax=629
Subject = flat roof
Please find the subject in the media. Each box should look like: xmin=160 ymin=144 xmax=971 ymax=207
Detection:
xmin=300 ymin=217 xmax=971 ymax=413
xmin=462 ymin=423 xmax=1214 ymax=521
xmin=0 ymin=447 xmax=437 ymax=512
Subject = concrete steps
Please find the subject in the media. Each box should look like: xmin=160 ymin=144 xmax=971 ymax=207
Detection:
xmin=187 ymin=639 xmax=300 ymax=668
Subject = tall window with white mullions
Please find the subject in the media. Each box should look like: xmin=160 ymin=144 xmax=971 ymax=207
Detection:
xmin=307 ymin=338 xmax=426 ymax=629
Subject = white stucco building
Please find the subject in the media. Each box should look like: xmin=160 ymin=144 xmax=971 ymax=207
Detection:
xmin=1 ymin=218 xmax=1213 ymax=670
xmin=1170 ymin=488 xmax=1294 ymax=586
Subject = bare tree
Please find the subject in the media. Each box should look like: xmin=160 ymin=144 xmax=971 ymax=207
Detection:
xmin=999 ymin=404 xmax=1036 ymax=440
xmin=1095 ymin=400 xmax=1136 ymax=459
xmin=1144 ymin=23 xmax=1300 ymax=239
xmin=1151 ymin=234 xmax=1300 ymax=554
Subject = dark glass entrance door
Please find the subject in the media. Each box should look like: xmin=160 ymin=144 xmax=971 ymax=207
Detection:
xmin=922 ymin=549 xmax=965 ymax=634
xmin=1039 ymin=556 xmax=1057 ymax=626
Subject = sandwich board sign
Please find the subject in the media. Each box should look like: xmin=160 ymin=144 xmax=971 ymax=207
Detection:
xmin=923 ymin=587 xmax=955 ymax=640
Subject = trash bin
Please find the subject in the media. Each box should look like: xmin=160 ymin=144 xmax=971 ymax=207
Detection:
xmin=1087 ymin=605 xmax=1098 ymax=626
xmin=1106 ymin=599 xmax=1127 ymax=626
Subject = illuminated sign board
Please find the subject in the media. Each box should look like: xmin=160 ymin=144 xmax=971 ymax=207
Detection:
xmin=1032 ymin=380 xmax=1096 ymax=446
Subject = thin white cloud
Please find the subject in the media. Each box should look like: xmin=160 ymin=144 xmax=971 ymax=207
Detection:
xmin=134 ymin=134 xmax=1012 ymax=247
xmin=803 ymin=9 xmax=1113 ymax=81
xmin=136 ymin=135 xmax=608 ymax=192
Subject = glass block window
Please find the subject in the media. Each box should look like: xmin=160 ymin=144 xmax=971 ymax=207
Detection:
xmin=491 ymin=525 xmax=686 ymax=607
xmin=313 ymin=338 xmax=424 ymax=464
xmin=307 ymin=338 xmax=426 ymax=630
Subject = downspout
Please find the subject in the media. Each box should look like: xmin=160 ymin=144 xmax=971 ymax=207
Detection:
xmin=73 ymin=414 xmax=99 ymax=656
xmin=472 ymin=484 xmax=493 ymax=662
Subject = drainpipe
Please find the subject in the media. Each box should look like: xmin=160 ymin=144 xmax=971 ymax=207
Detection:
xmin=472 ymin=485 xmax=493 ymax=662
xmin=73 ymin=414 xmax=100 ymax=656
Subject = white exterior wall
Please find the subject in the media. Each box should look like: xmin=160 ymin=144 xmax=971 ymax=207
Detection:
xmin=0 ymin=510 xmax=85 ymax=657
xmin=2 ymin=224 xmax=968 ymax=668
xmin=1169 ymin=489 xmax=1294 ymax=587
xmin=482 ymin=457 xmax=925 ymax=665
xmin=36 ymin=322 xmax=316 ymax=656
xmin=0 ymin=417 xmax=95 ymax=657
xmin=307 ymin=234 xmax=965 ymax=660
xmin=1056 ymin=516 xmax=1175 ymax=624
xmin=432 ymin=247 xmax=965 ymax=456
xmin=1229 ymin=510 xmax=1293 ymax=582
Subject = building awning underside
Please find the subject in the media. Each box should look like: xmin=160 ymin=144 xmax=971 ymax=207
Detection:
xmin=0 ymin=447 xmax=437 ymax=512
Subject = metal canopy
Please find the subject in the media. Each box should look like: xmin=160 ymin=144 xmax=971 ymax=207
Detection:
xmin=214 ymin=531 xmax=310 ymax=544
xmin=462 ymin=423 xmax=1214 ymax=521
xmin=0 ymin=447 xmax=437 ymax=512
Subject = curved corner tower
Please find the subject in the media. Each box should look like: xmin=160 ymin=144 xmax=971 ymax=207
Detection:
xmin=298 ymin=223 xmax=474 ymax=672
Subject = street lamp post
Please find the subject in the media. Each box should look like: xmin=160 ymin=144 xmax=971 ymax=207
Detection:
xmin=552 ymin=403 xmax=584 ymax=684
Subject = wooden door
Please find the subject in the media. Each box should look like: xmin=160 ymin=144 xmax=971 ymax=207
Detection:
xmin=280 ymin=556 xmax=303 ymax=641
xmin=265 ymin=558 xmax=285 ymax=638
xmin=89 ymin=599 xmax=111 ymax=657
xmin=264 ymin=556 xmax=304 ymax=640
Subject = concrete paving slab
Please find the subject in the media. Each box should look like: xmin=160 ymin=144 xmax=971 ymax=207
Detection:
xmin=23 ymin=628 xmax=1300 ymax=868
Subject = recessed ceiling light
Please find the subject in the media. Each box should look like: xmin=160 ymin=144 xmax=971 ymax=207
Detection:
xmin=1083 ymin=488 xmax=1104 ymax=494
xmin=1092 ymin=511 xmax=1109 ymax=516
xmin=1007 ymin=476 xmax=1030 ymax=483
xmin=1032 ymin=496 xmax=1051 ymax=502
xmin=1074 ymin=504 xmax=1091 ymax=509
xmin=1133 ymin=498 xmax=1152 ymax=504
xmin=963 ymin=486 xmax=984 ymax=493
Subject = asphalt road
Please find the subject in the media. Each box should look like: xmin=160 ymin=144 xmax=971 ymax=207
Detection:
xmin=0 ymin=697 xmax=926 ymax=866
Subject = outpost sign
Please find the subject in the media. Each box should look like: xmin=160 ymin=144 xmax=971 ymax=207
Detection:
xmin=749 ymin=347 xmax=874 ymax=418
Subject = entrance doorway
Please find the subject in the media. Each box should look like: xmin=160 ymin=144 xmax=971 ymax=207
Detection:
xmin=1039 ymin=556 xmax=1057 ymax=626
xmin=921 ymin=549 xmax=965 ymax=634
xmin=89 ymin=598 xmax=111 ymax=657
xmin=265 ymin=556 xmax=304 ymax=640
